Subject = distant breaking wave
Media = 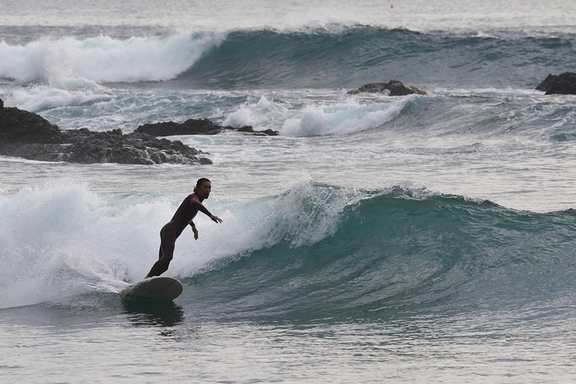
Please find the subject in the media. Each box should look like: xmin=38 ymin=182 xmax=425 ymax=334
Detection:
xmin=0 ymin=32 xmax=226 ymax=86
xmin=1 ymin=26 xmax=574 ymax=90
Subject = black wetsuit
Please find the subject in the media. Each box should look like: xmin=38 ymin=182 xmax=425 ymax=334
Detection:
xmin=146 ymin=193 xmax=212 ymax=277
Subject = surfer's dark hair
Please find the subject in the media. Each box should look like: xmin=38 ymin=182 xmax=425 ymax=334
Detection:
xmin=194 ymin=178 xmax=211 ymax=193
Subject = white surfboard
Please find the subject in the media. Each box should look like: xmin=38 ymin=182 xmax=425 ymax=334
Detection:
xmin=120 ymin=276 xmax=183 ymax=301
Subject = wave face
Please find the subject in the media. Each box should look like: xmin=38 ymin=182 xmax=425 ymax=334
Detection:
xmin=180 ymin=27 xmax=576 ymax=90
xmin=183 ymin=186 xmax=576 ymax=322
xmin=1 ymin=26 xmax=574 ymax=90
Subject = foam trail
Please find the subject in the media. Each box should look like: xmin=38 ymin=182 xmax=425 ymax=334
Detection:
xmin=0 ymin=184 xmax=170 ymax=308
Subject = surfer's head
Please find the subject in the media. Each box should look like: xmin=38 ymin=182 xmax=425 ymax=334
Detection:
xmin=194 ymin=178 xmax=212 ymax=198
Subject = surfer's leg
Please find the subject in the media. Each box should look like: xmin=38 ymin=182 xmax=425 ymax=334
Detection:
xmin=146 ymin=224 xmax=176 ymax=277
xmin=146 ymin=244 xmax=174 ymax=277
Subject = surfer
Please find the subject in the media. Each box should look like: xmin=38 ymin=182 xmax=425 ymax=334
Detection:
xmin=146 ymin=178 xmax=223 ymax=277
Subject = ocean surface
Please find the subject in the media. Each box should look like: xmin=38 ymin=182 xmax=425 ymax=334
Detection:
xmin=2 ymin=0 xmax=576 ymax=382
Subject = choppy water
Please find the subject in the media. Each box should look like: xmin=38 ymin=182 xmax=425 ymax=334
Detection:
xmin=2 ymin=0 xmax=576 ymax=382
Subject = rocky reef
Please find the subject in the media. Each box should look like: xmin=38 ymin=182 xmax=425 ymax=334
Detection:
xmin=0 ymin=104 xmax=211 ymax=165
xmin=135 ymin=118 xmax=278 ymax=137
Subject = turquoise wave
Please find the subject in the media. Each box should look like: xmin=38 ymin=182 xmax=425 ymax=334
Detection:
xmin=184 ymin=187 xmax=576 ymax=322
xmin=175 ymin=26 xmax=575 ymax=90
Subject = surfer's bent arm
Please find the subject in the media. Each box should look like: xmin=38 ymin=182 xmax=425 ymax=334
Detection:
xmin=190 ymin=198 xmax=212 ymax=216
xmin=190 ymin=198 xmax=223 ymax=223
xmin=189 ymin=220 xmax=199 ymax=240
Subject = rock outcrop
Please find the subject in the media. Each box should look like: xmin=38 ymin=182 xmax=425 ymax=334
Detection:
xmin=0 ymin=104 xmax=211 ymax=165
xmin=135 ymin=118 xmax=278 ymax=137
xmin=347 ymin=80 xmax=427 ymax=96
xmin=536 ymin=72 xmax=576 ymax=95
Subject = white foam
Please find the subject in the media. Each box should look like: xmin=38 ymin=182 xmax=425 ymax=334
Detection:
xmin=0 ymin=32 xmax=225 ymax=86
xmin=224 ymin=93 xmax=411 ymax=136
xmin=0 ymin=184 xmax=168 ymax=307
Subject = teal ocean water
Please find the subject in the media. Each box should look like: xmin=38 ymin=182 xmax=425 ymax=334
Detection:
xmin=2 ymin=0 xmax=576 ymax=382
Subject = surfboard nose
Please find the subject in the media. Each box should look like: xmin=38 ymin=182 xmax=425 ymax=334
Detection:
xmin=120 ymin=276 xmax=183 ymax=301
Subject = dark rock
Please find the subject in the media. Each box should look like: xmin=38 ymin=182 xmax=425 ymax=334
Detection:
xmin=236 ymin=126 xmax=279 ymax=136
xmin=136 ymin=118 xmax=221 ymax=136
xmin=347 ymin=80 xmax=426 ymax=96
xmin=536 ymin=72 xmax=576 ymax=95
xmin=136 ymin=118 xmax=278 ymax=136
xmin=0 ymin=106 xmax=211 ymax=165
xmin=0 ymin=99 xmax=3 ymax=108
xmin=0 ymin=107 xmax=62 ymax=144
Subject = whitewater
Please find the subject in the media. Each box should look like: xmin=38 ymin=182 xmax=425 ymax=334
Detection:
xmin=2 ymin=0 xmax=576 ymax=382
